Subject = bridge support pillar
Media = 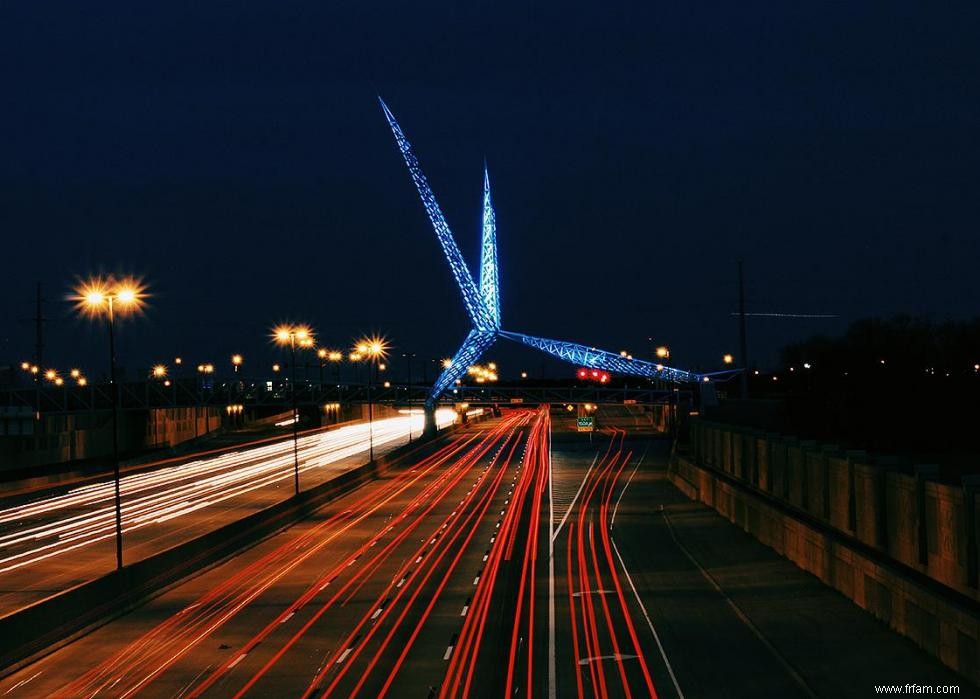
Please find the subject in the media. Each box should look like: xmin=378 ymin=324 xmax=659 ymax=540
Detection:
xmin=423 ymin=405 xmax=437 ymax=438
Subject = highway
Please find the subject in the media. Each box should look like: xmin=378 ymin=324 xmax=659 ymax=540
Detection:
xmin=0 ymin=410 xmax=456 ymax=612
xmin=0 ymin=408 xmax=971 ymax=697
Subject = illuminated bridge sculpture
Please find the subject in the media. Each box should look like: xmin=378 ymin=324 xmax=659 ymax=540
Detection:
xmin=380 ymin=99 xmax=731 ymax=424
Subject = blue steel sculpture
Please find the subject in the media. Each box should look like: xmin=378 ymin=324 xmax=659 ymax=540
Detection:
xmin=497 ymin=331 xmax=701 ymax=382
xmin=480 ymin=166 xmax=501 ymax=329
xmin=379 ymin=99 xmax=495 ymax=332
xmin=380 ymin=99 xmax=731 ymax=415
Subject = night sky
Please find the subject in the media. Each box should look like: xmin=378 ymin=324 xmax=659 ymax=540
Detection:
xmin=2 ymin=2 xmax=979 ymax=380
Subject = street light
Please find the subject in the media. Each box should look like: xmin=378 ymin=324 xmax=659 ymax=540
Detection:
xmin=723 ymin=353 xmax=734 ymax=365
xmin=317 ymin=348 xmax=328 ymax=387
xmin=273 ymin=324 xmax=315 ymax=495
xmin=70 ymin=274 xmax=147 ymax=570
xmin=151 ymin=364 xmax=168 ymax=379
xmin=355 ymin=335 xmax=389 ymax=462
xmin=402 ymin=352 xmax=417 ymax=443
xmin=231 ymin=354 xmax=243 ymax=372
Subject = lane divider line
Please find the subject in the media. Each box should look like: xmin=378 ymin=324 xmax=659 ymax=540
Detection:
xmin=661 ymin=506 xmax=817 ymax=699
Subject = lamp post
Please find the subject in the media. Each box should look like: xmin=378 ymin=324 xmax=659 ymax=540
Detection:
xmin=327 ymin=350 xmax=343 ymax=404
xmin=274 ymin=324 xmax=314 ymax=495
xmin=402 ymin=352 xmax=416 ymax=442
xmin=317 ymin=348 xmax=328 ymax=388
xmin=72 ymin=275 xmax=147 ymax=570
xmin=356 ymin=336 xmax=388 ymax=462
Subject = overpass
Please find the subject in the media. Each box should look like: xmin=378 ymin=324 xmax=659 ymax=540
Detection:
xmin=0 ymin=377 xmax=682 ymax=415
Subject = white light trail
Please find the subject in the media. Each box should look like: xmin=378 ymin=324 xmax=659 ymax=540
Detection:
xmin=0 ymin=411 xmax=456 ymax=575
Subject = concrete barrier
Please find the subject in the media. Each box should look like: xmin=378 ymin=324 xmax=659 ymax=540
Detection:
xmin=674 ymin=418 xmax=980 ymax=685
xmin=0 ymin=426 xmax=465 ymax=676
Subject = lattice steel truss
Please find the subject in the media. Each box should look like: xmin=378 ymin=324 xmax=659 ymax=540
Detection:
xmin=380 ymin=99 xmax=495 ymax=332
xmin=498 ymin=331 xmax=700 ymax=382
xmin=480 ymin=166 xmax=500 ymax=329
xmin=380 ymin=99 xmax=734 ymax=409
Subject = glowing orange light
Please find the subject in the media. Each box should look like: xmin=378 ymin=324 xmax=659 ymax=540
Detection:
xmin=356 ymin=335 xmax=389 ymax=360
xmin=71 ymin=275 xmax=147 ymax=318
xmin=273 ymin=324 xmax=315 ymax=347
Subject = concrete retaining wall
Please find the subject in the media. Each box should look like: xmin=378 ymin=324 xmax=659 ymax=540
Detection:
xmin=678 ymin=419 xmax=980 ymax=684
xmin=1 ymin=408 xmax=223 ymax=471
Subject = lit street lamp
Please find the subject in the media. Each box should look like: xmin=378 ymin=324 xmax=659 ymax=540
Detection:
xmin=356 ymin=336 xmax=388 ymax=462
xmin=317 ymin=348 xmax=328 ymax=387
xmin=71 ymin=275 xmax=147 ymax=570
xmin=402 ymin=352 xmax=417 ymax=443
xmin=273 ymin=324 xmax=314 ymax=494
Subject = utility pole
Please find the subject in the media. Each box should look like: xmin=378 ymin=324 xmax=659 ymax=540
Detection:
xmin=738 ymin=260 xmax=749 ymax=399
xmin=35 ymin=282 xmax=45 ymax=373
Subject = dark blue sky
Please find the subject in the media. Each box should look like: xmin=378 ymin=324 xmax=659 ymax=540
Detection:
xmin=2 ymin=2 xmax=979 ymax=379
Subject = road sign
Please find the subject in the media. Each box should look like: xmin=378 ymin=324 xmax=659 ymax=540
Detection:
xmin=577 ymin=416 xmax=594 ymax=432
xmin=509 ymin=397 xmax=524 ymax=404
xmin=623 ymin=399 xmax=637 ymax=405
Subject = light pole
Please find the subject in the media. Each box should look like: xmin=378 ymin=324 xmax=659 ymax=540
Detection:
xmin=72 ymin=275 xmax=147 ymax=570
xmin=274 ymin=324 xmax=314 ymax=495
xmin=402 ymin=352 xmax=416 ymax=442
xmin=356 ymin=336 xmax=388 ymax=462
xmin=327 ymin=351 xmax=343 ymax=407
xmin=317 ymin=348 xmax=327 ymax=388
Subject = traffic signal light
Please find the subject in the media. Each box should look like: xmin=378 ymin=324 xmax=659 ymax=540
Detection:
xmin=577 ymin=368 xmax=610 ymax=383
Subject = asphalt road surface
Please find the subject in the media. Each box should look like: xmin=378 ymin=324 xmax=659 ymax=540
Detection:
xmin=0 ymin=410 xmax=455 ymax=612
xmin=0 ymin=407 xmax=972 ymax=698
